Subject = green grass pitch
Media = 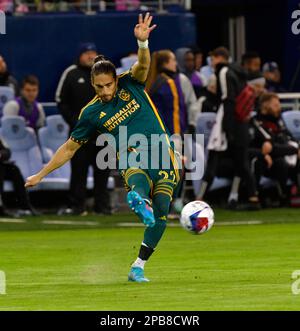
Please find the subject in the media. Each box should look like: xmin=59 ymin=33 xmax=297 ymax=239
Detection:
xmin=0 ymin=208 xmax=299 ymax=311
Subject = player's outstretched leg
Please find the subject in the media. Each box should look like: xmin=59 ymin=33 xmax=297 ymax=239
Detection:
xmin=124 ymin=169 xmax=155 ymax=228
xmin=129 ymin=187 xmax=173 ymax=283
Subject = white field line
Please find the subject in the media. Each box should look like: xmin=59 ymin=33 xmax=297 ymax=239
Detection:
xmin=216 ymin=220 xmax=263 ymax=226
xmin=42 ymin=220 xmax=99 ymax=226
xmin=0 ymin=219 xmax=263 ymax=227
xmin=118 ymin=220 xmax=263 ymax=227
xmin=0 ymin=218 xmax=26 ymax=223
xmin=117 ymin=223 xmax=181 ymax=227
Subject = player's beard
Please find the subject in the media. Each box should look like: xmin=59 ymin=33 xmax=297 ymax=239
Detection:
xmin=101 ymin=95 xmax=113 ymax=102
xmin=100 ymin=86 xmax=117 ymax=103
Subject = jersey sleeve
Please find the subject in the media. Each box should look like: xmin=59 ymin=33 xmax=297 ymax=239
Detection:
xmin=70 ymin=108 xmax=97 ymax=145
xmin=118 ymin=69 xmax=146 ymax=90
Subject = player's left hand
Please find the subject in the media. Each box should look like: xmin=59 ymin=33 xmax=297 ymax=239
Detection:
xmin=134 ymin=12 xmax=157 ymax=42
xmin=25 ymin=174 xmax=42 ymax=188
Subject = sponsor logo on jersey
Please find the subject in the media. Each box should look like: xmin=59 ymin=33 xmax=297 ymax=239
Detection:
xmin=118 ymin=89 xmax=131 ymax=102
xmin=103 ymin=99 xmax=140 ymax=131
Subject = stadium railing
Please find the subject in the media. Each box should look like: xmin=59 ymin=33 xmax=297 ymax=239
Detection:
xmin=278 ymin=93 xmax=300 ymax=111
xmin=10 ymin=0 xmax=191 ymax=14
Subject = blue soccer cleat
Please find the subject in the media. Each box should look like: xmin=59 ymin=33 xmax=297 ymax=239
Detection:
xmin=128 ymin=267 xmax=150 ymax=283
xmin=127 ymin=191 xmax=155 ymax=227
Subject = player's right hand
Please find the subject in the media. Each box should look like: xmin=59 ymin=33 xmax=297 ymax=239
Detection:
xmin=25 ymin=174 xmax=42 ymax=188
xmin=134 ymin=12 xmax=157 ymax=42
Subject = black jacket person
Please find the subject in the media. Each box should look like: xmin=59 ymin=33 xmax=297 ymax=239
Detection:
xmin=197 ymin=47 xmax=259 ymax=209
xmin=0 ymin=139 xmax=34 ymax=216
xmin=250 ymin=93 xmax=300 ymax=200
xmin=55 ymin=42 xmax=111 ymax=215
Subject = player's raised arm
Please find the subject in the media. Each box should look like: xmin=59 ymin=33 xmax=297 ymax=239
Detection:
xmin=24 ymin=138 xmax=81 ymax=188
xmin=131 ymin=12 xmax=157 ymax=83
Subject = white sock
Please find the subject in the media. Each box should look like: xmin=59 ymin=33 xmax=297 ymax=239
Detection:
xmin=132 ymin=257 xmax=146 ymax=270
xmin=228 ymin=177 xmax=241 ymax=202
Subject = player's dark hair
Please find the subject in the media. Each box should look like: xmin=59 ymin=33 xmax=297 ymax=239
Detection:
xmin=91 ymin=55 xmax=117 ymax=82
xmin=21 ymin=75 xmax=39 ymax=88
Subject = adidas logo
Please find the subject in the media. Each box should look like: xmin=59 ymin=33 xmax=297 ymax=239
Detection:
xmin=99 ymin=112 xmax=106 ymax=119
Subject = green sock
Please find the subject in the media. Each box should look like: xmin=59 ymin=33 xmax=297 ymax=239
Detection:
xmin=126 ymin=171 xmax=151 ymax=200
xmin=143 ymin=219 xmax=167 ymax=249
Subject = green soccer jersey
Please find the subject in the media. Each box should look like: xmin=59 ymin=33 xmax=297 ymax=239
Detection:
xmin=70 ymin=70 xmax=180 ymax=183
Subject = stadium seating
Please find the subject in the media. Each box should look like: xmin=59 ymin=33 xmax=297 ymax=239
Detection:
xmin=281 ymin=110 xmax=300 ymax=141
xmin=0 ymin=116 xmax=44 ymax=191
xmin=196 ymin=112 xmax=216 ymax=147
xmin=0 ymin=115 xmax=71 ymax=191
xmin=38 ymin=114 xmax=70 ymax=180
xmin=195 ymin=112 xmax=231 ymax=193
xmin=116 ymin=55 xmax=138 ymax=75
xmin=0 ymin=114 xmax=115 ymax=193
xmin=0 ymin=86 xmax=14 ymax=116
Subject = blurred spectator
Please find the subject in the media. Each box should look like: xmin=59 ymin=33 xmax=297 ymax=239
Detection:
xmin=115 ymin=0 xmax=140 ymax=10
xmin=99 ymin=0 xmax=106 ymax=11
xmin=0 ymin=0 xmax=13 ymax=13
xmin=250 ymin=93 xmax=300 ymax=205
xmin=3 ymin=75 xmax=45 ymax=131
xmin=55 ymin=42 xmax=111 ymax=215
xmin=0 ymin=55 xmax=19 ymax=96
xmin=15 ymin=1 xmax=29 ymax=13
xmin=0 ymin=137 xmax=36 ymax=217
xmin=175 ymin=47 xmax=207 ymax=98
xmin=197 ymin=47 xmax=260 ymax=210
xmin=247 ymin=72 xmax=266 ymax=97
xmin=242 ymin=51 xmax=261 ymax=74
xmin=37 ymin=0 xmax=56 ymax=12
xmin=116 ymin=52 xmax=138 ymax=75
xmin=262 ymin=61 xmax=286 ymax=93
xmin=199 ymin=55 xmax=214 ymax=83
xmin=247 ymin=71 xmax=267 ymax=111
xmin=191 ymin=74 xmax=218 ymax=114
xmin=36 ymin=0 xmax=71 ymax=12
xmin=146 ymin=49 xmax=197 ymax=137
xmin=191 ymin=46 xmax=204 ymax=72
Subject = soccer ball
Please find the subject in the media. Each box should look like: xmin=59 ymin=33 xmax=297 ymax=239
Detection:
xmin=180 ymin=200 xmax=214 ymax=234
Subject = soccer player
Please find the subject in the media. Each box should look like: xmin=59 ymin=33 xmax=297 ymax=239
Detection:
xmin=25 ymin=13 xmax=182 ymax=283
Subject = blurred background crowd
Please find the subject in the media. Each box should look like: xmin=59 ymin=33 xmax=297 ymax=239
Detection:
xmin=1 ymin=0 xmax=300 ymax=216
